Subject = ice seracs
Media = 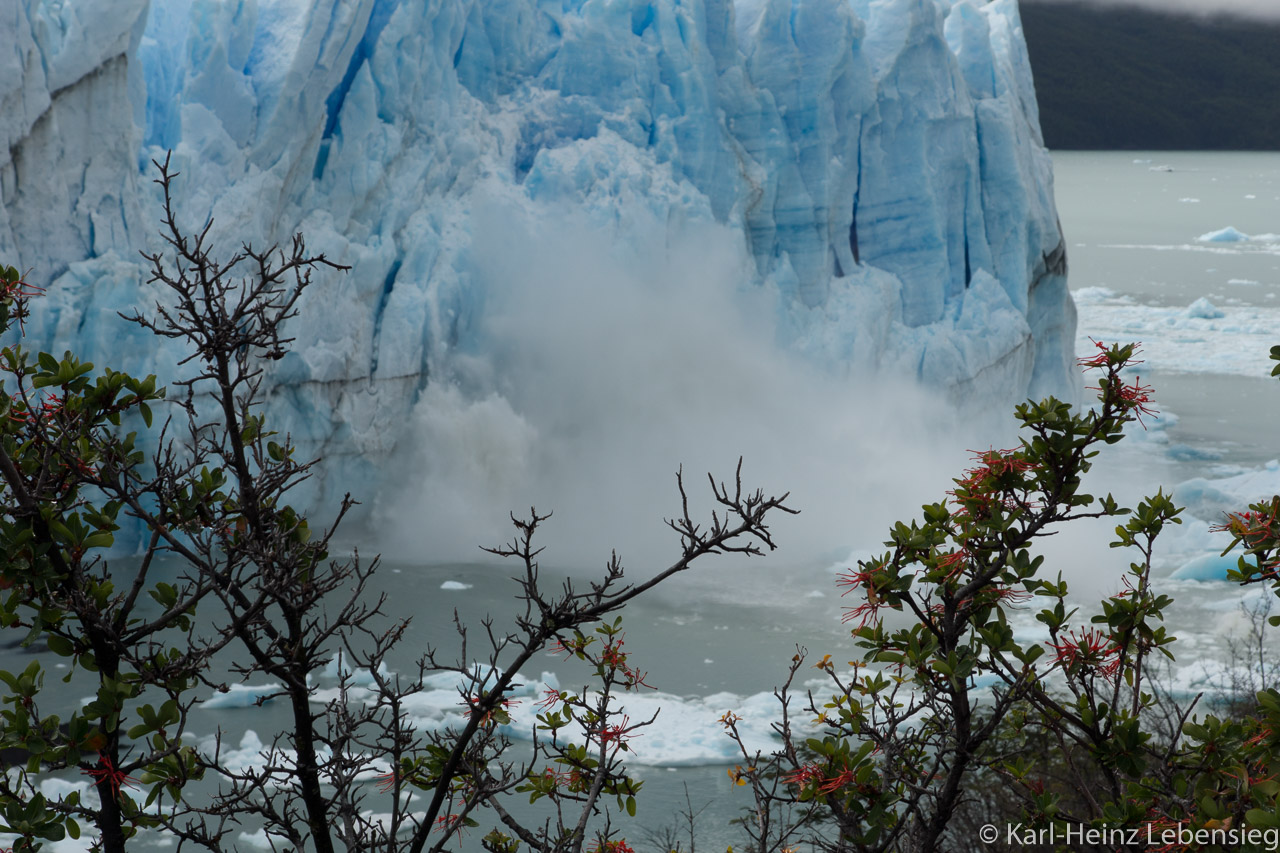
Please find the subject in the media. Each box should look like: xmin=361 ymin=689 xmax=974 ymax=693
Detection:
xmin=2 ymin=0 xmax=1076 ymax=513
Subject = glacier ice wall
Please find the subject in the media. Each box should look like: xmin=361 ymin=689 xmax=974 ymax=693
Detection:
xmin=1 ymin=0 xmax=1076 ymax=532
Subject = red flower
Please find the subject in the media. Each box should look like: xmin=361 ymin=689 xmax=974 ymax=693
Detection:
xmin=598 ymin=714 xmax=638 ymax=747
xmin=1077 ymin=338 xmax=1113 ymax=370
xmin=1048 ymin=628 xmax=1122 ymax=681
xmin=0 ymin=271 xmax=43 ymax=301
xmin=1117 ymin=376 xmax=1158 ymax=427
xmin=782 ymin=763 xmax=824 ymax=788
xmin=816 ymin=768 xmax=856 ymax=794
xmin=946 ymin=448 xmax=1039 ymax=523
xmin=783 ymin=763 xmax=857 ymax=796
xmin=838 ymin=565 xmax=891 ymax=629
xmin=536 ymin=686 xmax=564 ymax=711
xmin=83 ymin=753 xmax=137 ymax=801
xmin=841 ymin=599 xmax=883 ymax=629
xmin=590 ymin=840 xmax=636 ymax=853
xmin=1211 ymin=509 xmax=1277 ymax=548
xmin=434 ymin=812 xmax=469 ymax=841
xmin=936 ymin=549 xmax=969 ymax=580
xmin=965 ymin=447 xmax=1038 ymax=480
xmin=836 ymin=566 xmax=877 ymax=594
xmin=599 ymin=637 xmax=654 ymax=690
xmin=985 ymin=585 xmax=1031 ymax=606
xmin=1246 ymin=726 xmax=1275 ymax=748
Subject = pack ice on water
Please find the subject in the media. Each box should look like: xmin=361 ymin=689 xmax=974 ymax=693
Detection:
xmin=1 ymin=0 xmax=1075 ymax=525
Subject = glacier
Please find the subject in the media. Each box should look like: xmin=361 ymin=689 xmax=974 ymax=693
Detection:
xmin=1 ymin=0 xmax=1076 ymax=541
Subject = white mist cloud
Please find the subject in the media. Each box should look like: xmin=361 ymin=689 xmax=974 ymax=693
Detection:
xmin=1023 ymin=0 xmax=1280 ymax=21
xmin=366 ymin=187 xmax=1181 ymax=623
xmin=372 ymin=197 xmax=1009 ymax=581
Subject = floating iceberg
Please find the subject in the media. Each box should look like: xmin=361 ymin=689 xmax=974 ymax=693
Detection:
xmin=1170 ymin=553 xmax=1239 ymax=582
xmin=1198 ymin=226 xmax=1251 ymax=243
xmin=1183 ymin=297 xmax=1224 ymax=320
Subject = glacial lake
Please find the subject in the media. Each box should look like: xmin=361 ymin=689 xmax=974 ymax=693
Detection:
xmin=6 ymin=151 xmax=1280 ymax=850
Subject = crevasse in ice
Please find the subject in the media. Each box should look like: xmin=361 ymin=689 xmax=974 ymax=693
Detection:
xmin=1 ymin=0 xmax=1075 ymax=512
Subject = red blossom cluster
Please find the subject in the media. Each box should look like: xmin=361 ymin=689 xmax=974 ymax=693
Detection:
xmin=536 ymin=685 xmax=564 ymax=711
xmin=936 ymin=548 xmax=970 ymax=580
xmin=1246 ymin=725 xmax=1275 ymax=748
xmin=599 ymin=637 xmax=653 ymax=690
xmin=783 ymin=762 xmax=861 ymax=796
xmin=433 ymin=812 xmax=468 ymax=840
xmin=947 ymin=447 xmax=1039 ymax=524
xmin=83 ymin=753 xmax=137 ymax=801
xmin=837 ymin=565 xmax=887 ymax=629
xmin=1047 ymin=627 xmax=1122 ymax=682
xmin=1113 ymin=377 xmax=1158 ymax=427
xmin=535 ymin=767 xmax=577 ymax=789
xmin=983 ymin=584 xmax=1031 ymax=606
xmin=0 ymin=271 xmax=42 ymax=301
xmin=1079 ymin=340 xmax=1158 ymax=426
xmin=552 ymin=635 xmax=588 ymax=658
xmin=1211 ymin=509 xmax=1277 ymax=549
xmin=589 ymin=839 xmax=636 ymax=853
xmin=374 ymin=769 xmax=400 ymax=793
xmin=1210 ymin=509 xmax=1280 ymax=579
xmin=0 ymin=270 xmax=44 ymax=333
xmin=841 ymin=599 xmax=882 ymax=629
xmin=7 ymin=393 xmax=65 ymax=425
xmin=598 ymin=714 xmax=637 ymax=748
xmin=1076 ymin=338 xmax=1121 ymax=370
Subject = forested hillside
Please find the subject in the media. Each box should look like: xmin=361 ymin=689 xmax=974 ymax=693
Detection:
xmin=1020 ymin=1 xmax=1280 ymax=150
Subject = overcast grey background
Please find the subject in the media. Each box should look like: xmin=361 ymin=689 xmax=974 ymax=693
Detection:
xmin=1023 ymin=0 xmax=1280 ymax=21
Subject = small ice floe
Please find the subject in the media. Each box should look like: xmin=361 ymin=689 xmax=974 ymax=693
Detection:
xmin=202 ymin=683 xmax=282 ymax=709
xmin=321 ymin=653 xmax=389 ymax=687
xmin=237 ymin=830 xmax=273 ymax=851
xmin=1172 ymin=460 xmax=1280 ymax=525
xmin=1165 ymin=444 xmax=1224 ymax=462
xmin=1183 ymin=297 xmax=1224 ymax=319
xmin=440 ymin=581 xmax=472 ymax=590
xmin=205 ymin=730 xmax=271 ymax=774
xmin=1149 ymin=164 xmax=1173 ymax=172
xmin=1170 ymin=553 xmax=1238 ymax=582
xmin=1246 ymin=194 xmax=1257 ymax=199
xmin=1197 ymin=226 xmax=1250 ymax=243
xmin=1227 ymin=278 xmax=1260 ymax=286
xmin=1179 ymin=197 xmax=1200 ymax=203
xmin=1071 ymin=286 xmax=1120 ymax=303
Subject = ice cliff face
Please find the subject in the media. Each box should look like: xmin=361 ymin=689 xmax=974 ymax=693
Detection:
xmin=1 ymin=0 xmax=1074 ymax=518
